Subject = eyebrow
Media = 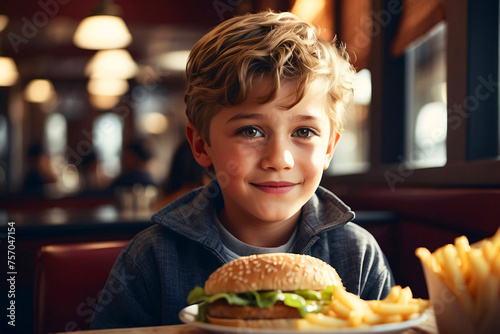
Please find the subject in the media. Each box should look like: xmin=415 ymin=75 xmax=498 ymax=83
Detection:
xmin=292 ymin=114 xmax=321 ymax=122
xmin=227 ymin=113 xmax=321 ymax=124
xmin=226 ymin=113 xmax=263 ymax=123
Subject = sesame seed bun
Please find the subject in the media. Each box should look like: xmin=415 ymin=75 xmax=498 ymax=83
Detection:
xmin=204 ymin=253 xmax=342 ymax=295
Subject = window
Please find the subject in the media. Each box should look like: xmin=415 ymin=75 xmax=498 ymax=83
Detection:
xmin=45 ymin=113 xmax=67 ymax=157
xmin=0 ymin=115 xmax=8 ymax=158
xmin=323 ymin=0 xmax=500 ymax=187
xmin=405 ymin=23 xmax=447 ymax=168
xmin=133 ymin=89 xmax=169 ymax=135
xmin=0 ymin=115 xmax=7 ymax=189
xmin=328 ymin=69 xmax=371 ymax=175
xmin=93 ymin=113 xmax=123 ymax=178
xmin=465 ymin=0 xmax=500 ymax=161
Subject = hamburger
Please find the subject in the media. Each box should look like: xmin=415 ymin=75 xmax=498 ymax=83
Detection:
xmin=187 ymin=253 xmax=343 ymax=329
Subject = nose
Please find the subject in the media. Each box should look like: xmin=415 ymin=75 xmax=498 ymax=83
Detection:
xmin=260 ymin=138 xmax=294 ymax=171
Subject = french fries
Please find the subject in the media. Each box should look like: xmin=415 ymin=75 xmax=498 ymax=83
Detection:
xmin=296 ymin=285 xmax=430 ymax=331
xmin=415 ymin=227 xmax=500 ymax=330
xmin=297 ymin=228 xmax=500 ymax=331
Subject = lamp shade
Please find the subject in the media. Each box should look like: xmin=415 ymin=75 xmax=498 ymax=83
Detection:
xmin=0 ymin=57 xmax=19 ymax=86
xmin=87 ymin=77 xmax=129 ymax=96
xmin=0 ymin=14 xmax=8 ymax=32
xmin=24 ymin=79 xmax=56 ymax=103
xmin=85 ymin=49 xmax=138 ymax=79
xmin=89 ymin=93 xmax=121 ymax=109
xmin=73 ymin=15 xmax=132 ymax=50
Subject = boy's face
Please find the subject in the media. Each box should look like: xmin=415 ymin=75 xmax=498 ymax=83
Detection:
xmin=188 ymin=77 xmax=340 ymax=226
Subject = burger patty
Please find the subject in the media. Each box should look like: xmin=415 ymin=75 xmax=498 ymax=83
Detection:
xmin=207 ymin=299 xmax=302 ymax=319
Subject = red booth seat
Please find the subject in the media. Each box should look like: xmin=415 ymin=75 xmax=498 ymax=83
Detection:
xmin=34 ymin=240 xmax=129 ymax=334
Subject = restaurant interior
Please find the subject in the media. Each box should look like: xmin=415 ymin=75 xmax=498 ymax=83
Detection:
xmin=0 ymin=0 xmax=499 ymax=333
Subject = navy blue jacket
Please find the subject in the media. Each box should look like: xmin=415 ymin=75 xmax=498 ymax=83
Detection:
xmin=91 ymin=179 xmax=394 ymax=329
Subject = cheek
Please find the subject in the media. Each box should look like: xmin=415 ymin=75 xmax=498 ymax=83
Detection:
xmin=224 ymin=159 xmax=246 ymax=179
xmin=211 ymin=145 xmax=251 ymax=179
xmin=297 ymin=145 xmax=329 ymax=177
xmin=301 ymin=143 xmax=328 ymax=164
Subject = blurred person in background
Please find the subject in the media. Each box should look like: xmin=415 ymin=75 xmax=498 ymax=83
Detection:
xmin=22 ymin=143 xmax=57 ymax=198
xmin=111 ymin=139 xmax=157 ymax=189
xmin=154 ymin=139 xmax=211 ymax=210
xmin=77 ymin=150 xmax=111 ymax=197
xmin=111 ymin=139 xmax=158 ymax=213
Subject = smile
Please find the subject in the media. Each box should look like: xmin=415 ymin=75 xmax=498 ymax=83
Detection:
xmin=251 ymin=181 xmax=297 ymax=194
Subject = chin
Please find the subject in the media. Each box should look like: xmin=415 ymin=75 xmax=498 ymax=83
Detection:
xmin=253 ymin=202 xmax=304 ymax=221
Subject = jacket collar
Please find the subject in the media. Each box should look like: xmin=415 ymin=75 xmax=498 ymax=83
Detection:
xmin=151 ymin=179 xmax=355 ymax=255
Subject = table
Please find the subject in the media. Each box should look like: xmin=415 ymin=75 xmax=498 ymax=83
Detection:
xmin=1 ymin=204 xmax=154 ymax=240
xmin=61 ymin=310 xmax=439 ymax=334
xmin=67 ymin=324 xmax=203 ymax=334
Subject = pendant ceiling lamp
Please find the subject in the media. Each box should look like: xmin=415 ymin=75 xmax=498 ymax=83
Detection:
xmin=87 ymin=77 xmax=129 ymax=96
xmin=0 ymin=13 xmax=19 ymax=86
xmin=0 ymin=56 xmax=18 ymax=86
xmin=0 ymin=13 xmax=8 ymax=32
xmin=85 ymin=49 xmax=138 ymax=79
xmin=24 ymin=79 xmax=56 ymax=103
xmin=73 ymin=0 xmax=132 ymax=50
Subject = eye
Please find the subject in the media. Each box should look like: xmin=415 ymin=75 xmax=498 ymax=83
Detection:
xmin=293 ymin=128 xmax=317 ymax=138
xmin=237 ymin=126 xmax=263 ymax=138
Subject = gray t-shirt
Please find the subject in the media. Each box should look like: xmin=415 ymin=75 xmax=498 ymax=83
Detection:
xmin=214 ymin=215 xmax=299 ymax=261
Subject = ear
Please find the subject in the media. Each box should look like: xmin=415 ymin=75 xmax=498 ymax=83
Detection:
xmin=324 ymin=132 xmax=341 ymax=170
xmin=186 ymin=122 xmax=213 ymax=168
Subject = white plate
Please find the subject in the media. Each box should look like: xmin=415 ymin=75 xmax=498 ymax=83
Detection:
xmin=179 ymin=304 xmax=428 ymax=334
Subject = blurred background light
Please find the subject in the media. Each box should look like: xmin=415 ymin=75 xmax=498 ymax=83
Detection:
xmin=24 ymin=79 xmax=56 ymax=103
xmin=61 ymin=164 xmax=80 ymax=191
xmin=157 ymin=50 xmax=190 ymax=71
xmin=291 ymin=0 xmax=325 ymax=24
xmin=85 ymin=49 xmax=138 ymax=79
xmin=0 ymin=57 xmax=19 ymax=86
xmin=89 ymin=94 xmax=121 ymax=110
xmin=137 ymin=112 xmax=168 ymax=135
xmin=45 ymin=113 xmax=67 ymax=157
xmin=87 ymin=77 xmax=129 ymax=96
xmin=415 ymin=101 xmax=447 ymax=145
xmin=0 ymin=115 xmax=7 ymax=157
xmin=0 ymin=14 xmax=8 ymax=32
xmin=353 ymin=69 xmax=372 ymax=105
xmin=73 ymin=0 xmax=132 ymax=50
xmin=93 ymin=113 xmax=123 ymax=178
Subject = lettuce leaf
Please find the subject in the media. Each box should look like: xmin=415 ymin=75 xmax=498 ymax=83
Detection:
xmin=294 ymin=289 xmax=322 ymax=301
xmin=187 ymin=285 xmax=335 ymax=322
xmin=249 ymin=290 xmax=282 ymax=308
xmin=320 ymin=285 xmax=334 ymax=301
xmin=187 ymin=286 xmax=252 ymax=306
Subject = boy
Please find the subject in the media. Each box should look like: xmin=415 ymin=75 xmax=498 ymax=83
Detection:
xmin=91 ymin=11 xmax=394 ymax=329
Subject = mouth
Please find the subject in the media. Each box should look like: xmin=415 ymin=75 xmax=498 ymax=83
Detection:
xmin=251 ymin=181 xmax=298 ymax=194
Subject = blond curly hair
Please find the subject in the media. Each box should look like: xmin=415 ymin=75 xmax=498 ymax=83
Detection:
xmin=185 ymin=11 xmax=355 ymax=144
